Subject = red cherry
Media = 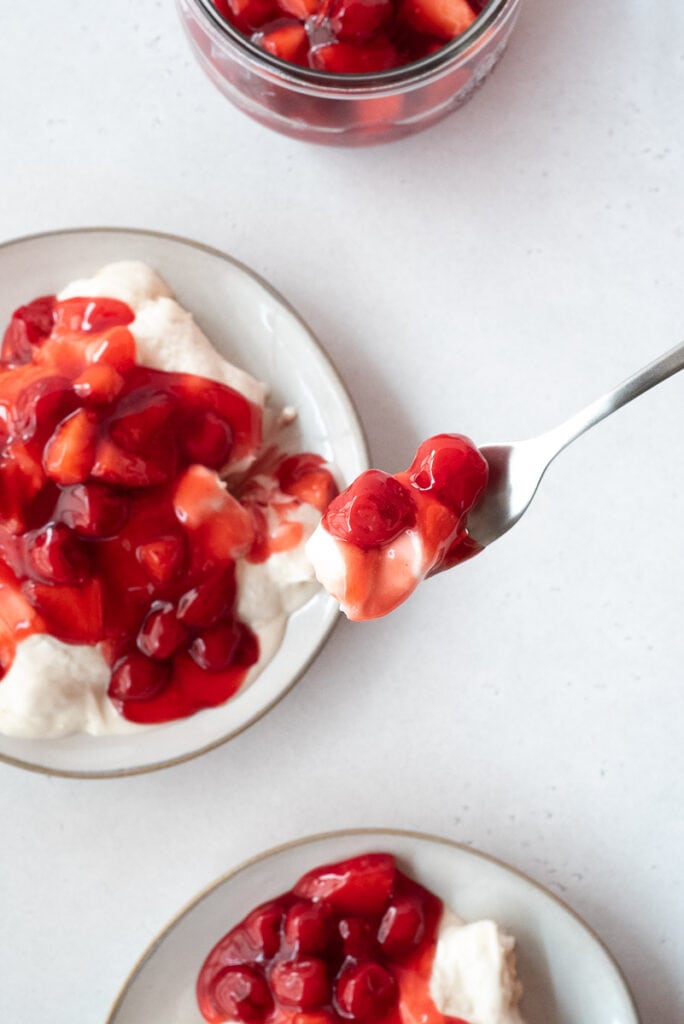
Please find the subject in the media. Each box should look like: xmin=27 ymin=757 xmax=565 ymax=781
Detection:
xmin=204 ymin=964 xmax=273 ymax=1023
xmin=181 ymin=411 xmax=234 ymax=469
xmin=13 ymin=375 xmax=76 ymax=443
xmin=244 ymin=901 xmax=284 ymax=959
xmin=323 ymin=471 xmax=416 ymax=550
xmin=334 ymin=961 xmax=396 ymax=1020
xmin=25 ymin=523 xmax=90 ymax=585
xmin=294 ymin=854 xmax=396 ymax=916
xmin=377 ymin=895 xmax=425 ymax=956
xmin=407 ymin=433 xmax=488 ymax=514
xmin=108 ymin=651 xmax=171 ymax=702
xmin=284 ymin=901 xmax=334 ymax=955
xmin=271 ymin=958 xmax=331 ymax=1010
xmin=1 ymin=296 xmax=56 ymax=365
xmin=57 ymin=482 xmax=129 ymax=538
xmin=189 ymin=618 xmax=241 ymax=671
xmin=338 ymin=917 xmax=379 ymax=960
xmin=177 ymin=566 xmax=237 ymax=629
xmin=137 ymin=602 xmax=190 ymax=660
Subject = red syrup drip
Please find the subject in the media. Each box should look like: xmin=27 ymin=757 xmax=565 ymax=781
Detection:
xmin=197 ymin=853 xmax=472 ymax=1024
xmin=0 ymin=293 xmax=338 ymax=723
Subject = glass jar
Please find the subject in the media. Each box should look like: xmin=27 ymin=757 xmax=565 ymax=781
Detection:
xmin=177 ymin=0 xmax=522 ymax=146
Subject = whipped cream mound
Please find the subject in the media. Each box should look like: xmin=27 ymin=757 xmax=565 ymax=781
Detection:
xmin=0 ymin=262 xmax=323 ymax=739
xmin=306 ymin=525 xmax=425 ymax=621
xmin=0 ymin=636 xmax=136 ymax=736
xmin=430 ymin=909 xmax=525 ymax=1024
xmin=59 ymin=261 xmax=266 ymax=408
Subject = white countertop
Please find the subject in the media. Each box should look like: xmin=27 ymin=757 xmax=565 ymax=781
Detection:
xmin=1 ymin=1 xmax=683 ymax=1022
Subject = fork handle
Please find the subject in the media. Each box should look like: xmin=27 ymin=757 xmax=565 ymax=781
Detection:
xmin=544 ymin=340 xmax=684 ymax=456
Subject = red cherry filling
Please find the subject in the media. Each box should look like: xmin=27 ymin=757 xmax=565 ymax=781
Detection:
xmin=323 ymin=471 xmax=416 ymax=550
xmin=197 ymin=854 xmax=452 ymax=1024
xmin=0 ymin=290 xmax=338 ymax=725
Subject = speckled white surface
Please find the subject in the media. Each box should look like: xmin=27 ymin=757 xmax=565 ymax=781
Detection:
xmin=0 ymin=2 xmax=682 ymax=1023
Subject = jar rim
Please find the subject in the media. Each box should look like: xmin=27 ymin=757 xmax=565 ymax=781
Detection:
xmin=190 ymin=0 xmax=515 ymax=90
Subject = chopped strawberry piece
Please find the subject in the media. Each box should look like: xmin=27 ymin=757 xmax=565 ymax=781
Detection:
xmin=294 ymin=853 xmax=396 ymax=915
xmin=92 ymin=438 xmax=175 ymax=488
xmin=255 ymin=21 xmax=310 ymax=65
xmin=136 ymin=534 xmax=187 ymax=586
xmin=224 ymin=0 xmax=280 ymax=31
xmin=174 ymin=465 xmax=255 ymax=560
xmin=43 ymin=408 xmax=98 ymax=485
xmin=275 ymin=0 xmax=319 ymax=18
xmin=85 ymin=325 xmax=137 ymax=372
xmin=401 ymin=0 xmax=476 ymax=40
xmin=22 ymin=578 xmax=103 ymax=644
xmin=0 ymin=445 xmax=46 ymax=534
xmin=73 ymin=365 xmax=125 ymax=405
xmin=309 ymin=37 xmax=400 ymax=72
xmin=54 ymin=296 xmax=134 ymax=335
xmin=330 ymin=0 xmax=394 ymax=41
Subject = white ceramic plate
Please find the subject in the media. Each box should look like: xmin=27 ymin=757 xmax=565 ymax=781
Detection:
xmin=107 ymin=829 xmax=641 ymax=1024
xmin=0 ymin=228 xmax=369 ymax=777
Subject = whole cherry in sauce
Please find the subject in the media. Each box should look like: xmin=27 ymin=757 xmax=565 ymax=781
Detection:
xmin=196 ymin=852 xmax=472 ymax=1024
xmin=0 ymin=292 xmax=338 ymax=717
xmin=323 ymin=470 xmax=417 ymax=550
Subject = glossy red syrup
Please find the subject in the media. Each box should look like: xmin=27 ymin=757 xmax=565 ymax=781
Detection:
xmin=212 ymin=0 xmax=481 ymax=73
xmin=0 ymin=293 xmax=337 ymax=724
xmin=197 ymin=853 xmax=470 ymax=1024
xmin=320 ymin=434 xmax=487 ymax=618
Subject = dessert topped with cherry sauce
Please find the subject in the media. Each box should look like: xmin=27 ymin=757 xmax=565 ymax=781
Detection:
xmin=0 ymin=263 xmax=337 ymax=736
xmin=197 ymin=852 xmax=525 ymax=1024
